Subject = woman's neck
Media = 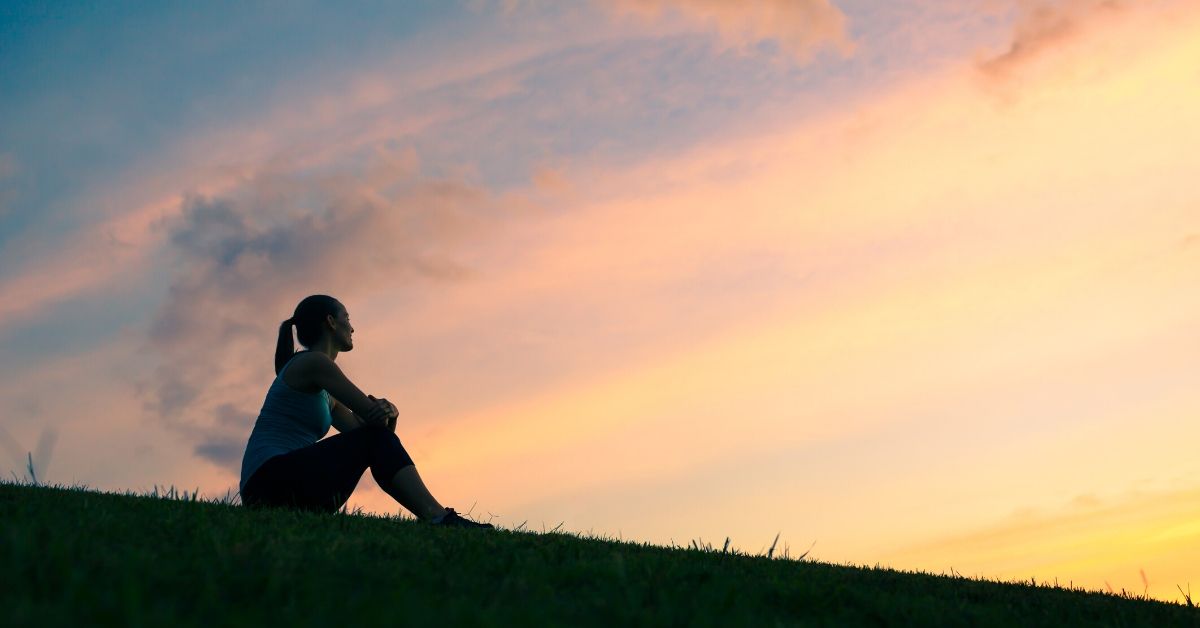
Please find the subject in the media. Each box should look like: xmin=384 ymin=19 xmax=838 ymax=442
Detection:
xmin=302 ymin=337 xmax=339 ymax=361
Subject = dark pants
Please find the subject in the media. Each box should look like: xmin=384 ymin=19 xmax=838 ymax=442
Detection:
xmin=241 ymin=424 xmax=415 ymax=514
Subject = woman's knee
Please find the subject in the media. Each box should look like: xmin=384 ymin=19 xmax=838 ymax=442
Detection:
xmin=359 ymin=426 xmax=414 ymax=468
xmin=356 ymin=422 xmax=408 ymax=448
xmin=347 ymin=423 xmax=391 ymax=446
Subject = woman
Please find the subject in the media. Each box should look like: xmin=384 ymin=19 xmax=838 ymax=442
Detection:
xmin=239 ymin=294 xmax=493 ymax=528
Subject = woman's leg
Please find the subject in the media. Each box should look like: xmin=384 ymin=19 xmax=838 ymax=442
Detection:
xmin=242 ymin=425 xmax=446 ymax=518
xmin=388 ymin=465 xmax=447 ymax=520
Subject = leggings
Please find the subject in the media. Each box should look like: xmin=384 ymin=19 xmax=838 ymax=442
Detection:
xmin=240 ymin=424 xmax=415 ymax=514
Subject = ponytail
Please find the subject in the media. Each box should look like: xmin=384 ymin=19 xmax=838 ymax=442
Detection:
xmin=275 ymin=295 xmax=341 ymax=375
xmin=274 ymin=318 xmax=296 ymax=375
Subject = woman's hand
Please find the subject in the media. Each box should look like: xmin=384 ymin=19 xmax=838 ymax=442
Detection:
xmin=366 ymin=394 xmax=399 ymax=431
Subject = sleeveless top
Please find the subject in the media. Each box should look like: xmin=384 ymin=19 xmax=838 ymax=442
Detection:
xmin=239 ymin=351 xmax=333 ymax=494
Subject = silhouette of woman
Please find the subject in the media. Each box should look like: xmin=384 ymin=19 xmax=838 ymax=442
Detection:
xmin=238 ymin=294 xmax=493 ymax=528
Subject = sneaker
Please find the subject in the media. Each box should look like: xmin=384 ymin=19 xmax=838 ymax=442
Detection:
xmin=431 ymin=507 xmax=495 ymax=529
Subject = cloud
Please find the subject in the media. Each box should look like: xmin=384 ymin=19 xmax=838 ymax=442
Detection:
xmin=977 ymin=0 xmax=1127 ymax=78
xmin=193 ymin=405 xmax=256 ymax=473
xmin=213 ymin=402 xmax=253 ymax=429
xmin=609 ymin=0 xmax=854 ymax=62
xmin=147 ymin=169 xmax=482 ymax=352
xmin=140 ymin=369 xmax=201 ymax=420
xmin=0 ymin=0 xmax=900 ymax=340
xmin=0 ymin=22 xmax=581 ymax=329
xmin=193 ymin=438 xmax=244 ymax=470
xmin=136 ymin=155 xmax=514 ymax=464
xmin=531 ymin=166 xmax=573 ymax=194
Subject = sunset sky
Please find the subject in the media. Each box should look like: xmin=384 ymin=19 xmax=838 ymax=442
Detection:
xmin=2 ymin=0 xmax=1198 ymax=603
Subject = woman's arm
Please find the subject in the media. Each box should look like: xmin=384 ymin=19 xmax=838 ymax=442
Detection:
xmin=331 ymin=398 xmax=396 ymax=433
xmin=296 ymin=353 xmax=396 ymax=426
xmin=330 ymin=399 xmax=366 ymax=433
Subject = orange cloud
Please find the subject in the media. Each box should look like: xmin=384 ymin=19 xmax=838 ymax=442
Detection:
xmin=979 ymin=0 xmax=1125 ymax=78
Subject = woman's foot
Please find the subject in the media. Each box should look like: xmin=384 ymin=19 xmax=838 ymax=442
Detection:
xmin=430 ymin=507 xmax=495 ymax=529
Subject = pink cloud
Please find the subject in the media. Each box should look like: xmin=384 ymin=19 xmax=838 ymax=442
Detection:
xmin=977 ymin=0 xmax=1128 ymax=78
xmin=530 ymin=165 xmax=573 ymax=194
xmin=609 ymin=0 xmax=854 ymax=61
xmin=0 ymin=191 xmax=177 ymax=327
xmin=0 ymin=24 xmax=593 ymax=330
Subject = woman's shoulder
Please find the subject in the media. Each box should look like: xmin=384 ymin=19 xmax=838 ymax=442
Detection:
xmin=281 ymin=351 xmax=331 ymax=393
xmin=288 ymin=350 xmax=331 ymax=365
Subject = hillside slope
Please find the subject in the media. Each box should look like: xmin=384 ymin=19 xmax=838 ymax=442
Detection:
xmin=1 ymin=482 xmax=1196 ymax=627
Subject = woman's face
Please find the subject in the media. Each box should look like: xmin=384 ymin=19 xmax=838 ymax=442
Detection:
xmin=330 ymin=305 xmax=354 ymax=351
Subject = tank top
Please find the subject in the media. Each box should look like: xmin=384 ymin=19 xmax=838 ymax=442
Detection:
xmin=239 ymin=351 xmax=333 ymax=494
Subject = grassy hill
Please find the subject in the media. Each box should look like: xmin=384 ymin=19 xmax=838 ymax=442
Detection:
xmin=2 ymin=480 xmax=1196 ymax=627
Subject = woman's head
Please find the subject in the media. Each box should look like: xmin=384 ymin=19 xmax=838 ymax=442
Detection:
xmin=274 ymin=294 xmax=355 ymax=373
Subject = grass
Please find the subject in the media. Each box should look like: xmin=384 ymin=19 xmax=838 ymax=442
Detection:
xmin=2 ymin=478 xmax=1198 ymax=627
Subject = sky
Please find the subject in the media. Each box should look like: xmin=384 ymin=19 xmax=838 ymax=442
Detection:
xmin=2 ymin=0 xmax=1198 ymax=603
